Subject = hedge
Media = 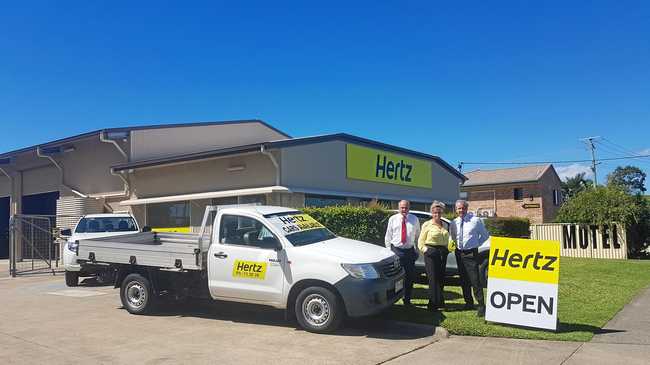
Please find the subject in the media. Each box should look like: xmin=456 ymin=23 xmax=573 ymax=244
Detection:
xmin=303 ymin=206 xmax=531 ymax=243
xmin=483 ymin=217 xmax=531 ymax=238
xmin=303 ymin=206 xmax=391 ymax=245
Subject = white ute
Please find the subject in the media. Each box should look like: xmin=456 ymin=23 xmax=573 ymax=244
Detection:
xmin=73 ymin=205 xmax=405 ymax=333
xmin=62 ymin=213 xmax=140 ymax=286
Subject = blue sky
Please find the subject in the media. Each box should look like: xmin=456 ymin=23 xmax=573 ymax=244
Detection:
xmin=1 ymin=1 xmax=649 ymax=186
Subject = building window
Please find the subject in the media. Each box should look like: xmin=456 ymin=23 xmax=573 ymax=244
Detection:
xmin=238 ymin=194 xmax=266 ymax=205
xmin=553 ymin=189 xmax=561 ymax=206
xmin=305 ymin=194 xmax=347 ymax=207
xmin=513 ymin=188 xmax=524 ymax=201
xmin=146 ymin=201 xmax=190 ymax=232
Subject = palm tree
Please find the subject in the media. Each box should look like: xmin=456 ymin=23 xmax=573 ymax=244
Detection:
xmin=561 ymin=173 xmax=593 ymax=201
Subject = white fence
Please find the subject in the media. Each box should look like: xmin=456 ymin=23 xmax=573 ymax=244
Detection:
xmin=530 ymin=223 xmax=627 ymax=259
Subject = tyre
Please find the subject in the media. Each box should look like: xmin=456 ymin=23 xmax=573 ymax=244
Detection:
xmin=120 ymin=273 xmax=155 ymax=314
xmin=65 ymin=271 xmax=79 ymax=287
xmin=295 ymin=286 xmax=343 ymax=333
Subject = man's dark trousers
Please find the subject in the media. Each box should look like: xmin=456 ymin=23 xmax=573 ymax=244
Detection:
xmin=455 ymin=248 xmax=485 ymax=313
xmin=392 ymin=246 xmax=417 ymax=303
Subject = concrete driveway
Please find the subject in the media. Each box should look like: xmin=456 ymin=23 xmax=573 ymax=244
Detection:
xmin=0 ymin=275 xmax=440 ymax=364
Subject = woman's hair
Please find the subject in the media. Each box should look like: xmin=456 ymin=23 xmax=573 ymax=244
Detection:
xmin=430 ymin=201 xmax=446 ymax=211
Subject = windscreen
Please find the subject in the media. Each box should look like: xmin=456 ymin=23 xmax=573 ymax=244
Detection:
xmin=75 ymin=217 xmax=138 ymax=233
xmin=266 ymin=212 xmax=336 ymax=246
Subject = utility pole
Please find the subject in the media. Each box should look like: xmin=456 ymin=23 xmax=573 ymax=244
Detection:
xmin=580 ymin=136 xmax=600 ymax=186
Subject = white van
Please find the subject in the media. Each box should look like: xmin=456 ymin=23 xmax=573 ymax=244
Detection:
xmin=62 ymin=213 xmax=140 ymax=286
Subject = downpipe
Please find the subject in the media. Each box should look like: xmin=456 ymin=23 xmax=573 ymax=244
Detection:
xmin=260 ymin=144 xmax=280 ymax=186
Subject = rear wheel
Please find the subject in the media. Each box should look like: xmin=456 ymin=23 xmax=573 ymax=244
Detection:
xmin=295 ymin=286 xmax=343 ymax=333
xmin=120 ymin=274 xmax=155 ymax=314
xmin=65 ymin=271 xmax=78 ymax=287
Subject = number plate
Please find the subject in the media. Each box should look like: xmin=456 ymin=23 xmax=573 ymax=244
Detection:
xmin=395 ymin=279 xmax=404 ymax=293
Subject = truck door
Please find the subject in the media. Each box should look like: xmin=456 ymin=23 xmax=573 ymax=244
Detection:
xmin=207 ymin=213 xmax=285 ymax=303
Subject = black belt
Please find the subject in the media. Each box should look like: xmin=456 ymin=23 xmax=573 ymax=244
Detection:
xmin=392 ymin=245 xmax=414 ymax=251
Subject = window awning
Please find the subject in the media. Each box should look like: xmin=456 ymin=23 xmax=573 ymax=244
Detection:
xmin=119 ymin=186 xmax=290 ymax=206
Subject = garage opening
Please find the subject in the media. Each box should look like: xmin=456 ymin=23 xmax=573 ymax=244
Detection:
xmin=0 ymin=197 xmax=9 ymax=259
xmin=22 ymin=191 xmax=59 ymax=216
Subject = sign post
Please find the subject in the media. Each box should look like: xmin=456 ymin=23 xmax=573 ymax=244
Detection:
xmin=485 ymin=237 xmax=560 ymax=330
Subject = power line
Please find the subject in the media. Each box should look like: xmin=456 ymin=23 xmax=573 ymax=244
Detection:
xmin=460 ymin=153 xmax=650 ymax=166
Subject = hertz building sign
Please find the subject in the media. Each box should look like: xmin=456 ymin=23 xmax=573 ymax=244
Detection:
xmin=485 ymin=237 xmax=560 ymax=331
xmin=346 ymin=144 xmax=433 ymax=189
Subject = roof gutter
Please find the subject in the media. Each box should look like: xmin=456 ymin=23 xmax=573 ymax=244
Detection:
xmin=260 ymin=144 xmax=280 ymax=186
xmin=36 ymin=147 xmax=88 ymax=198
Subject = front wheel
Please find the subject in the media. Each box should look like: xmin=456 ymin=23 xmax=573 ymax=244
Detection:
xmin=65 ymin=271 xmax=78 ymax=287
xmin=295 ymin=286 xmax=343 ymax=333
xmin=120 ymin=273 xmax=155 ymax=314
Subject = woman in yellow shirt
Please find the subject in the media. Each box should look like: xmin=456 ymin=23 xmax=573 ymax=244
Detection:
xmin=418 ymin=201 xmax=451 ymax=311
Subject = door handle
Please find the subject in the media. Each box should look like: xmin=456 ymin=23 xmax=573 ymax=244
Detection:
xmin=213 ymin=252 xmax=228 ymax=259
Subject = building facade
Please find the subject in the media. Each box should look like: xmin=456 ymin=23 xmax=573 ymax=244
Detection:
xmin=0 ymin=120 xmax=465 ymax=258
xmin=460 ymin=164 xmax=562 ymax=224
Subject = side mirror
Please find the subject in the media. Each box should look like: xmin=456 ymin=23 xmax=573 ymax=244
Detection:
xmin=142 ymin=226 xmax=152 ymax=232
xmin=60 ymin=228 xmax=72 ymax=237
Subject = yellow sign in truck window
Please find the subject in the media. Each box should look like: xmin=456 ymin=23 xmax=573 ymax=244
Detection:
xmin=485 ymin=237 xmax=560 ymax=330
xmin=346 ymin=144 xmax=432 ymax=189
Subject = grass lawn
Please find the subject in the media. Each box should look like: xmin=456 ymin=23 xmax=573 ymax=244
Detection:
xmin=382 ymin=257 xmax=650 ymax=341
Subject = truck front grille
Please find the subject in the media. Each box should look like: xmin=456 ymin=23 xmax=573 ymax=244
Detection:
xmin=379 ymin=257 xmax=402 ymax=278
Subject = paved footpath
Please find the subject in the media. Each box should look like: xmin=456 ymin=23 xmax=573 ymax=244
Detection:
xmin=386 ymin=285 xmax=650 ymax=365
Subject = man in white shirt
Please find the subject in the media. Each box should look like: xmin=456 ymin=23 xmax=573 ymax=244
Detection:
xmin=449 ymin=199 xmax=490 ymax=317
xmin=385 ymin=200 xmax=421 ymax=306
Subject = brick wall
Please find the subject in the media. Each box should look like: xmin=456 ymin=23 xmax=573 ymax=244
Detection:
xmin=463 ymin=182 xmax=546 ymax=223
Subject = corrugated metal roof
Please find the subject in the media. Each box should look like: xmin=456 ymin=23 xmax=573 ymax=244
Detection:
xmin=0 ymin=119 xmax=289 ymax=159
xmin=110 ymin=133 xmax=467 ymax=181
xmin=462 ymin=164 xmax=552 ymax=187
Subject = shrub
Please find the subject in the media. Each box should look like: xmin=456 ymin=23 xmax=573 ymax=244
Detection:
xmin=483 ymin=217 xmax=531 ymax=238
xmin=303 ymin=206 xmax=391 ymax=245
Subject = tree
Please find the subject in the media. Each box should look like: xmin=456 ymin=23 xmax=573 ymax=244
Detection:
xmin=555 ymin=185 xmax=642 ymax=226
xmin=561 ymin=173 xmax=592 ymax=201
xmin=606 ymin=165 xmax=647 ymax=194
xmin=555 ymin=185 xmax=650 ymax=257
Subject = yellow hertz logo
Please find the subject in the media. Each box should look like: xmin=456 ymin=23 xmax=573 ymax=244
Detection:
xmin=232 ymin=260 xmax=268 ymax=280
xmin=277 ymin=214 xmax=324 ymax=234
xmin=489 ymin=237 xmax=560 ymax=284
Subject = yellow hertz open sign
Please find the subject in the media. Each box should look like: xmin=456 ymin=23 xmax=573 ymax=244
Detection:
xmin=485 ymin=237 xmax=560 ymax=330
xmin=232 ymin=260 xmax=268 ymax=280
xmin=346 ymin=144 xmax=432 ymax=189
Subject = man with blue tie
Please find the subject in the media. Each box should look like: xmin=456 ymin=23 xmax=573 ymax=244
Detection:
xmin=385 ymin=200 xmax=420 ymax=307
xmin=449 ymin=199 xmax=490 ymax=317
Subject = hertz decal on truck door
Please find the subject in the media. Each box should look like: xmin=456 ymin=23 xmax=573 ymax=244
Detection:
xmin=232 ymin=260 xmax=268 ymax=280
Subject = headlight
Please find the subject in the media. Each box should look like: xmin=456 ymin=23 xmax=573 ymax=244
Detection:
xmin=67 ymin=241 xmax=78 ymax=253
xmin=341 ymin=263 xmax=379 ymax=279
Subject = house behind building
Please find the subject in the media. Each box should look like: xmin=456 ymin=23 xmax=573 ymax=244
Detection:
xmin=461 ymin=164 xmax=562 ymax=224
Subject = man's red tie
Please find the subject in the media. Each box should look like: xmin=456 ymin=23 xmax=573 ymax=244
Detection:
xmin=401 ymin=217 xmax=407 ymax=244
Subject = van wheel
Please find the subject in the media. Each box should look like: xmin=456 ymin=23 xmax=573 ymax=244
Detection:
xmin=65 ymin=271 xmax=79 ymax=287
xmin=120 ymin=274 xmax=155 ymax=314
xmin=295 ymin=286 xmax=343 ymax=333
